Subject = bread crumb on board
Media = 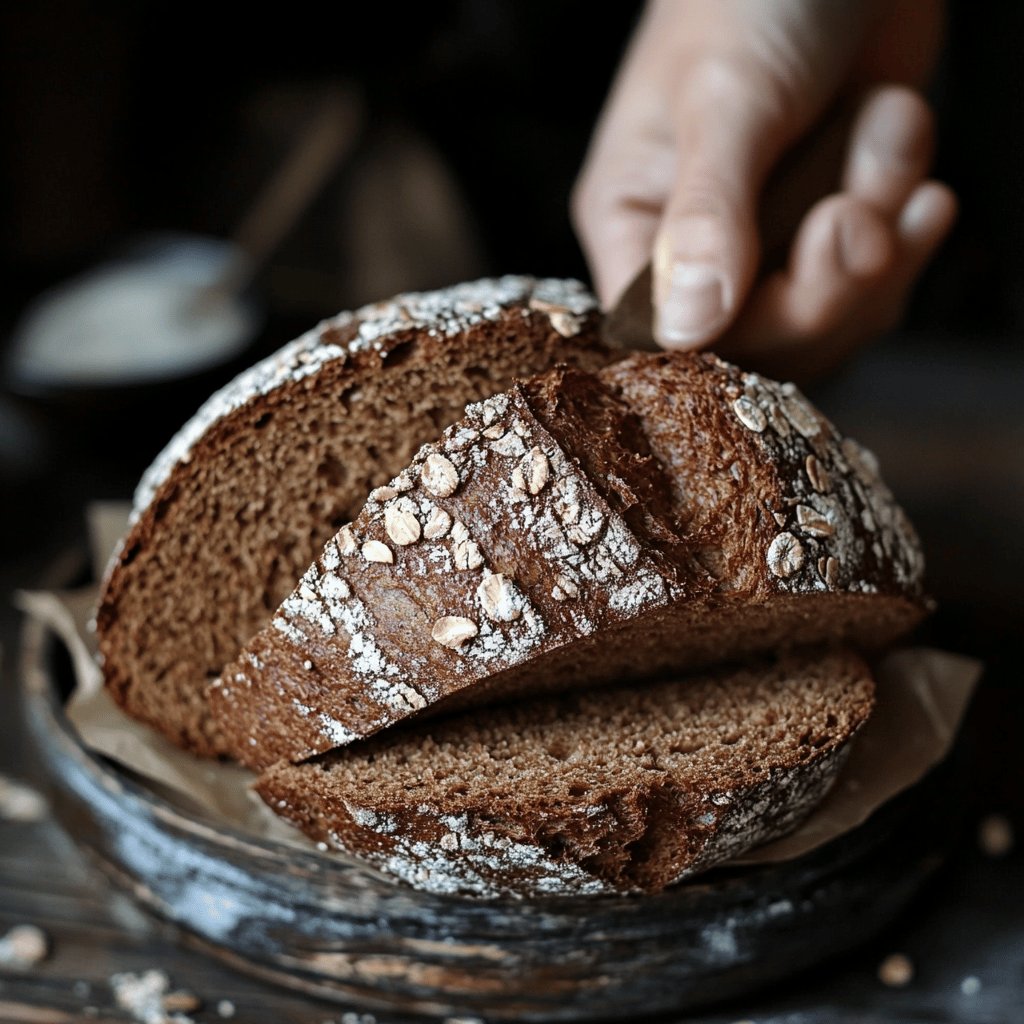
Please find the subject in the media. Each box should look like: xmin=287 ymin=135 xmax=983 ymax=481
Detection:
xmin=0 ymin=924 xmax=49 ymax=968
xmin=0 ymin=774 xmax=48 ymax=822
xmin=110 ymin=968 xmax=201 ymax=1023
xmin=878 ymin=952 xmax=914 ymax=987
xmin=978 ymin=814 xmax=1014 ymax=857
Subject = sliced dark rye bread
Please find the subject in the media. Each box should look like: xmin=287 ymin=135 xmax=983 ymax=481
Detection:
xmin=212 ymin=352 xmax=925 ymax=771
xmin=95 ymin=278 xmax=614 ymax=756
xmin=256 ymin=650 xmax=875 ymax=898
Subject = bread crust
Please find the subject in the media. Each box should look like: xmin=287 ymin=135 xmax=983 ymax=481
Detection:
xmin=256 ymin=651 xmax=876 ymax=898
xmin=95 ymin=278 xmax=611 ymax=755
xmin=213 ymin=353 xmax=925 ymax=770
xmin=94 ymin=280 xmax=925 ymax=899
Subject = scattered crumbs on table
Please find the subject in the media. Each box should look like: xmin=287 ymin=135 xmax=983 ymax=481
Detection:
xmin=0 ymin=923 xmax=50 ymax=967
xmin=110 ymin=968 xmax=200 ymax=1024
xmin=960 ymin=975 xmax=982 ymax=996
xmin=878 ymin=952 xmax=914 ymax=987
xmin=216 ymin=999 xmax=236 ymax=1018
xmin=162 ymin=989 xmax=201 ymax=1014
xmin=0 ymin=774 xmax=48 ymax=822
xmin=978 ymin=814 xmax=1014 ymax=857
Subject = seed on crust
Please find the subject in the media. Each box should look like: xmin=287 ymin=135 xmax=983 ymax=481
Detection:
xmin=384 ymin=500 xmax=421 ymax=546
xmin=557 ymin=501 xmax=581 ymax=525
xmin=818 ymin=555 xmax=840 ymax=589
xmin=421 ymin=453 xmax=460 ymax=497
xmin=551 ymin=573 xmax=579 ymax=601
xmin=796 ymin=504 xmax=834 ymax=538
xmin=370 ymin=485 xmax=399 ymax=503
xmin=361 ymin=540 xmax=394 ymax=564
xmin=480 ymin=398 xmax=502 ymax=427
xmin=423 ymin=506 xmax=452 ymax=540
xmin=732 ymin=396 xmax=767 ymax=433
xmin=513 ymin=447 xmax=550 ymax=495
xmin=842 ymin=437 xmax=881 ymax=484
xmin=767 ymin=532 xmax=805 ymax=577
xmin=453 ymin=539 xmax=484 ymax=571
xmin=431 ymin=616 xmax=478 ymax=649
xmin=337 ymin=525 xmax=358 ymax=555
xmin=477 ymin=573 xmax=521 ymax=622
xmin=806 ymin=454 xmax=830 ymax=493
xmin=528 ymin=298 xmax=582 ymax=339
xmin=766 ymin=402 xmax=791 ymax=437
xmin=548 ymin=310 xmax=583 ymax=337
xmin=781 ymin=391 xmax=820 ymax=438
xmin=566 ymin=507 xmax=604 ymax=546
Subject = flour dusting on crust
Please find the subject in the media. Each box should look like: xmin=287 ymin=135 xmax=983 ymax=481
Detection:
xmin=720 ymin=367 xmax=924 ymax=596
xmin=131 ymin=277 xmax=597 ymax=525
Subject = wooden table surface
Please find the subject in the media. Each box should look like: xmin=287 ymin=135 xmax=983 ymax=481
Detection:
xmin=1 ymin=341 xmax=1021 ymax=1023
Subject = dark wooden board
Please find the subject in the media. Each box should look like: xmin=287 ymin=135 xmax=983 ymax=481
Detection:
xmin=17 ymin=614 xmax=958 ymax=1021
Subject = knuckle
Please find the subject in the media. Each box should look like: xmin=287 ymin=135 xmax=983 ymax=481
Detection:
xmin=673 ymin=53 xmax=795 ymax=135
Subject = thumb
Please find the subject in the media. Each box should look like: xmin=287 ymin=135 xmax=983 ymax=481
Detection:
xmin=653 ymin=65 xmax=797 ymax=349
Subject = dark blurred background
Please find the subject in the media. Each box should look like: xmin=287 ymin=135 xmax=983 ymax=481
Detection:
xmin=0 ymin=5 xmax=1022 ymax=1015
xmin=0 ymin=0 xmax=1021 ymax=757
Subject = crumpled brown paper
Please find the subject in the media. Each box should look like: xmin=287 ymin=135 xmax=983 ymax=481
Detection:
xmin=17 ymin=502 xmax=983 ymax=865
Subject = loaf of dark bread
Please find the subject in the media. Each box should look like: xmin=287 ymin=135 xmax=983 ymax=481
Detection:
xmin=211 ymin=352 xmax=925 ymax=771
xmin=95 ymin=278 xmax=613 ymax=756
xmin=257 ymin=650 xmax=875 ymax=897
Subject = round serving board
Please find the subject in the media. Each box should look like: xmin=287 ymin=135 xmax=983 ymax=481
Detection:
xmin=20 ymin=613 xmax=955 ymax=1021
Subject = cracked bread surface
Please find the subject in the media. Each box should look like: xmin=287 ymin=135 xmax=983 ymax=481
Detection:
xmin=256 ymin=650 xmax=875 ymax=898
xmin=213 ymin=353 xmax=925 ymax=770
xmin=94 ymin=278 xmax=613 ymax=756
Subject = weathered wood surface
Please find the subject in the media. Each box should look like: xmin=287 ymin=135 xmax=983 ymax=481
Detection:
xmin=2 ymin=769 xmax=1023 ymax=1024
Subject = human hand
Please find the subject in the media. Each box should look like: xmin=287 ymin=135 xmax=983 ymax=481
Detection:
xmin=572 ymin=0 xmax=957 ymax=379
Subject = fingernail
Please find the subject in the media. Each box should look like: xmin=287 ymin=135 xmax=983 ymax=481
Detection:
xmin=898 ymin=185 xmax=948 ymax=243
xmin=656 ymin=263 xmax=730 ymax=347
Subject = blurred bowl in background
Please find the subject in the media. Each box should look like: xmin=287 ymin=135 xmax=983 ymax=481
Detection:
xmin=7 ymin=233 xmax=261 ymax=392
xmin=2 ymin=234 xmax=265 ymax=473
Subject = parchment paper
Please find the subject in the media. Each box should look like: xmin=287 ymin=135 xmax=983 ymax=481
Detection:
xmin=16 ymin=501 xmax=983 ymax=864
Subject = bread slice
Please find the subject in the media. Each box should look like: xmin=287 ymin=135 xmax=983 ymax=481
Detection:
xmin=95 ymin=278 xmax=613 ymax=756
xmin=212 ymin=352 xmax=925 ymax=770
xmin=256 ymin=650 xmax=875 ymax=897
